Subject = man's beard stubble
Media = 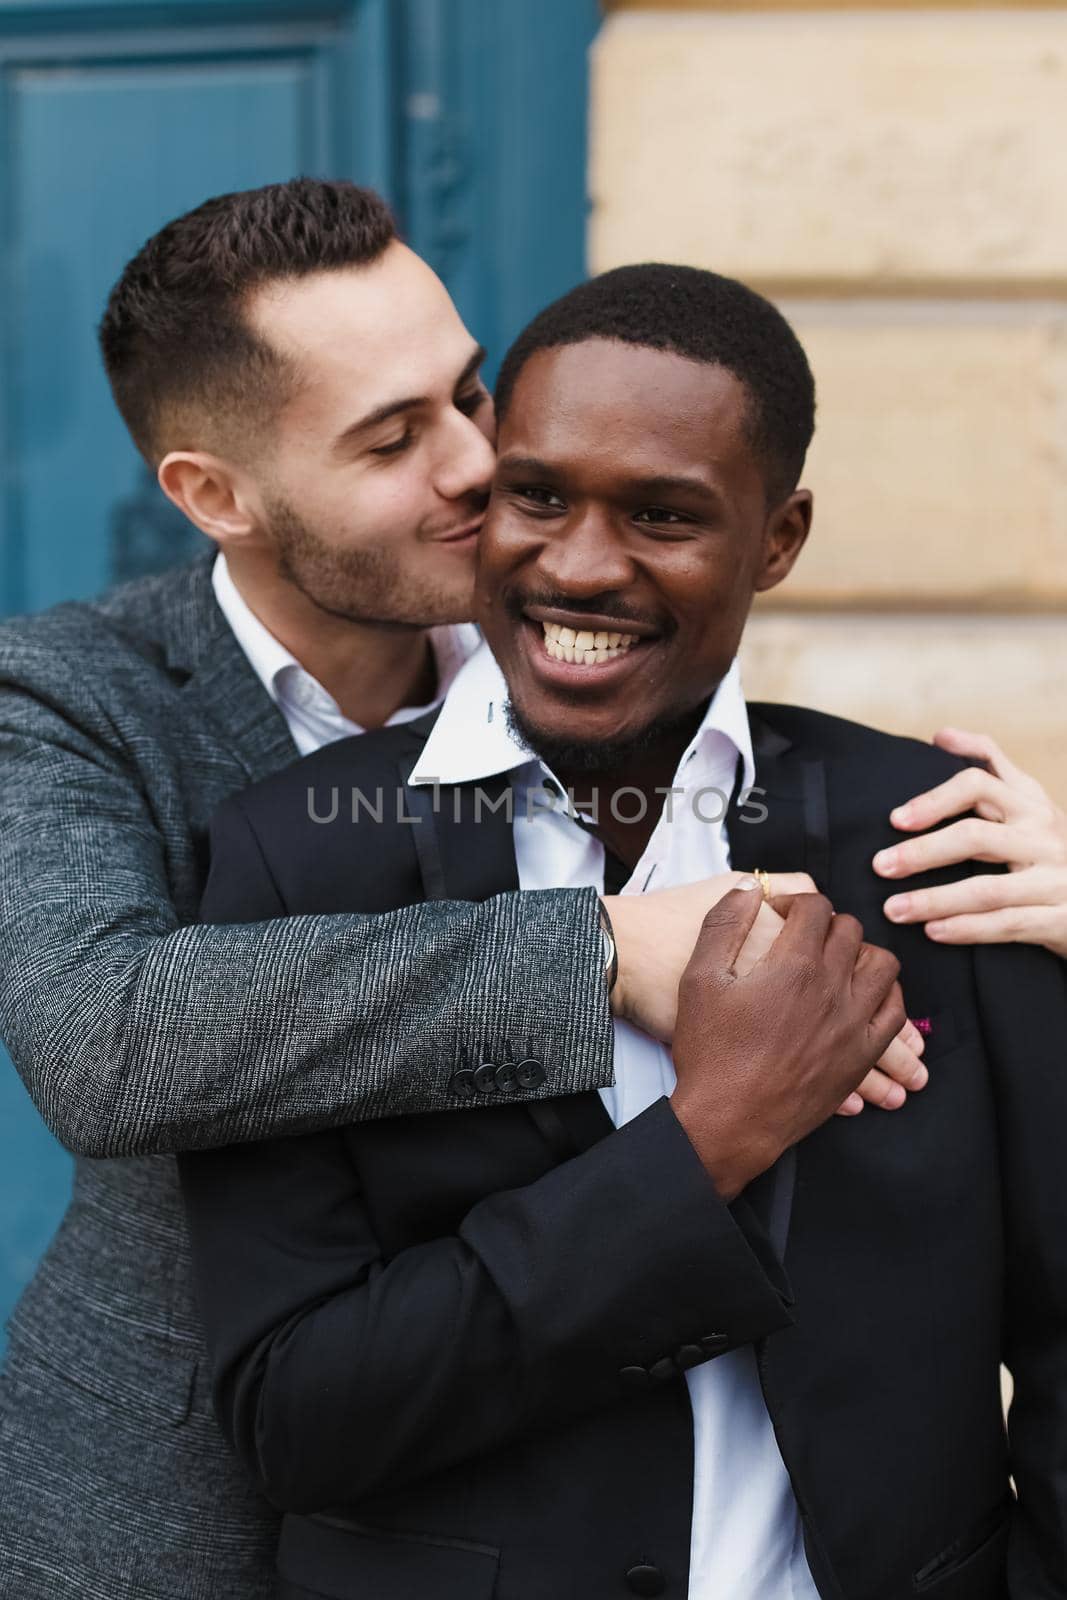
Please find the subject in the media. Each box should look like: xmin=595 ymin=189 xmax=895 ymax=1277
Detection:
xmin=267 ymin=496 xmax=475 ymax=629
xmin=504 ymin=695 xmax=708 ymax=779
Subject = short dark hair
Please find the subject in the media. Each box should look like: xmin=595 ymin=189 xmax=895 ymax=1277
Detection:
xmin=99 ymin=177 xmax=397 ymax=465
xmin=495 ymin=263 xmax=816 ymax=504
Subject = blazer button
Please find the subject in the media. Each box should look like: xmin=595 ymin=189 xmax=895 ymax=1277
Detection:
xmin=494 ymin=1061 xmax=518 ymax=1092
xmin=515 ymin=1058 xmax=546 ymax=1089
xmin=626 ymin=1564 xmax=666 ymax=1596
xmin=449 ymin=1069 xmax=476 ymax=1099
xmin=648 ymin=1357 xmax=676 ymax=1384
xmin=675 ymin=1344 xmax=704 ymax=1371
xmin=473 ymin=1062 xmax=499 ymax=1094
xmin=618 ymin=1365 xmax=651 ymax=1393
xmin=700 ymin=1333 xmax=729 ymax=1356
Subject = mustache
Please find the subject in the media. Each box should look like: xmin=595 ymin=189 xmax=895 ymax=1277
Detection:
xmin=504 ymin=590 xmax=670 ymax=633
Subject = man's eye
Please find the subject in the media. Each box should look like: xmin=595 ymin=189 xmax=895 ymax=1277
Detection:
xmin=634 ymin=507 xmax=687 ymax=525
xmin=514 ymin=486 xmax=566 ymax=510
xmin=456 ymin=386 xmax=489 ymax=416
xmin=372 ymin=431 xmax=414 ymax=458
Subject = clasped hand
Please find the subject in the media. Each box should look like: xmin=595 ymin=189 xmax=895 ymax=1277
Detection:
xmin=606 ymin=871 xmax=926 ymax=1119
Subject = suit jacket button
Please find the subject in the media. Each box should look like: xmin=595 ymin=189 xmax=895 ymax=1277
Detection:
xmin=675 ymin=1344 xmax=704 ymax=1371
xmin=648 ymin=1357 xmax=676 ymax=1384
xmin=700 ymin=1333 xmax=729 ymax=1356
xmin=494 ymin=1061 xmax=518 ymax=1092
xmin=618 ymin=1366 xmax=650 ymax=1393
xmin=449 ymin=1069 xmax=476 ymax=1099
xmin=515 ymin=1058 xmax=546 ymax=1089
xmin=473 ymin=1062 xmax=499 ymax=1094
xmin=626 ymin=1564 xmax=666 ymax=1596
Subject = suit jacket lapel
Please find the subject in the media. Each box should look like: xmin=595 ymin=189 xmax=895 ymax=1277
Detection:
xmin=397 ymin=747 xmax=612 ymax=1159
xmin=436 ymin=774 xmax=521 ymax=902
xmin=162 ymin=552 xmax=301 ymax=787
xmin=393 ymin=721 xmax=521 ymax=905
xmin=728 ymin=708 xmax=830 ymax=891
xmin=725 ymin=707 xmax=832 ymax=1266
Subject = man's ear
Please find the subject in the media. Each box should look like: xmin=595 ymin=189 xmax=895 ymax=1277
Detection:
xmin=157 ymin=451 xmax=260 ymax=548
xmin=753 ymin=489 xmax=812 ymax=595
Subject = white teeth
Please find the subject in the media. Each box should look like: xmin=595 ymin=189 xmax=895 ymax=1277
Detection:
xmin=538 ymin=619 xmax=642 ymax=667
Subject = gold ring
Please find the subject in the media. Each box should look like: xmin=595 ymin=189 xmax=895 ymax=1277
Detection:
xmin=753 ymin=868 xmax=773 ymax=903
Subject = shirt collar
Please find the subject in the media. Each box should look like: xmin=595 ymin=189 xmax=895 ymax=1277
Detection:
xmin=212 ymin=549 xmax=302 ymax=705
xmin=211 ymin=550 xmax=479 ymax=719
xmin=410 ymin=640 xmax=756 ymax=796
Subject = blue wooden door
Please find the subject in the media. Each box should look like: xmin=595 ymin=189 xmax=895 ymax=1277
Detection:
xmin=0 ymin=0 xmax=597 ymax=1347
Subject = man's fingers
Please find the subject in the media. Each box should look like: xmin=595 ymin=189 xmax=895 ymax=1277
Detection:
xmin=834 ymin=1092 xmax=865 ymax=1118
xmin=900 ymin=1016 xmax=927 ymax=1056
xmin=866 ymin=978 xmax=908 ymax=1060
xmin=822 ymin=911 xmax=864 ymax=980
xmin=686 ymin=878 xmax=765 ymax=976
xmin=849 ymin=1066 xmax=907 ymax=1111
xmin=733 ymin=902 xmax=786 ymax=978
xmin=925 ymin=904 xmax=1067 ymax=950
xmin=873 ymin=817 xmax=1035 ymax=879
xmin=875 ymin=1031 xmax=929 ymax=1093
xmin=837 ymin=1008 xmax=931 ymax=1114
xmin=931 ymin=727 xmax=1037 ymax=792
xmin=884 ymin=865 xmax=1061 ymax=926
xmin=766 ymin=871 xmax=817 ymax=897
xmin=889 ymin=767 xmax=1019 ymax=833
xmin=767 ymin=890 xmax=835 ymax=953
xmin=851 ymin=948 xmax=902 ymax=1019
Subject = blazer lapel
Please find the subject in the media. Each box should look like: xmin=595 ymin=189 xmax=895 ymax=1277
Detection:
xmin=397 ymin=750 xmax=612 ymax=1160
xmin=725 ymin=706 xmax=832 ymax=1266
xmin=162 ymin=552 xmax=301 ymax=787
xmin=437 ymin=774 xmax=521 ymax=903
xmin=728 ymin=708 xmax=830 ymax=892
xmin=393 ymin=722 xmax=521 ymax=905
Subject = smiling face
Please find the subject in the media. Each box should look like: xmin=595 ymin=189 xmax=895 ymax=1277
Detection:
xmin=477 ymin=339 xmax=811 ymax=768
xmin=243 ymin=241 xmax=495 ymax=626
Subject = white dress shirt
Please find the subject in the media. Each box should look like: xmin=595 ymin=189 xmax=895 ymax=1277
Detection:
xmin=211 ymin=551 xmax=479 ymax=756
xmin=410 ymin=641 xmax=819 ymax=1600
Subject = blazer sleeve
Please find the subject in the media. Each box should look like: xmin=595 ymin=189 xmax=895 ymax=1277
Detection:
xmin=176 ymin=1098 xmax=794 ymax=1514
xmin=974 ymin=941 xmax=1067 ymax=1596
xmin=0 ymin=634 xmax=612 ymax=1159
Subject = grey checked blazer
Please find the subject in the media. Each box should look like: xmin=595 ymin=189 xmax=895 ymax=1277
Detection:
xmin=0 ymin=552 xmax=611 ymax=1600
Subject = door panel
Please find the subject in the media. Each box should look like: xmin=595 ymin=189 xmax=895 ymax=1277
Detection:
xmin=17 ymin=56 xmax=321 ymax=606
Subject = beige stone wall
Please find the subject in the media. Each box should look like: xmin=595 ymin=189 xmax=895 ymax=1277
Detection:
xmin=592 ymin=3 xmax=1067 ymax=799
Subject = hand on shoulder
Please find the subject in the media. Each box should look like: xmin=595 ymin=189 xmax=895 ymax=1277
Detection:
xmin=874 ymin=728 xmax=1067 ymax=960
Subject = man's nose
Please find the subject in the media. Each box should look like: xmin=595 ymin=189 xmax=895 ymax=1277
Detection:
xmin=435 ymin=409 xmax=496 ymax=501
xmin=536 ymin=509 xmax=636 ymax=596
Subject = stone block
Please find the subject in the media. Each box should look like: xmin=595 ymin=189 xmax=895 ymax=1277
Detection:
xmin=740 ymin=612 xmax=1067 ymax=800
xmin=773 ymin=305 xmax=1067 ymax=607
xmin=591 ymin=10 xmax=1067 ymax=285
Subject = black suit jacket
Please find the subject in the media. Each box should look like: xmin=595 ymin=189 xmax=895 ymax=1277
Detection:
xmin=178 ymin=702 xmax=1067 ymax=1600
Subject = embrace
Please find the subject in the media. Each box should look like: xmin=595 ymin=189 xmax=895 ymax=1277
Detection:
xmin=1 ymin=179 xmax=1066 ymax=1600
